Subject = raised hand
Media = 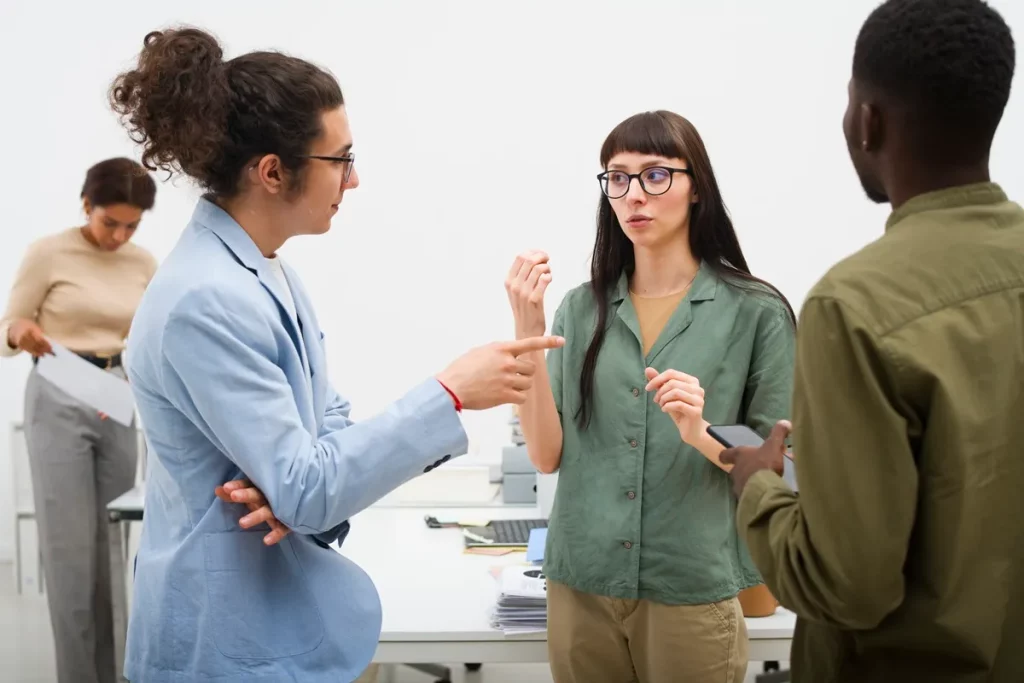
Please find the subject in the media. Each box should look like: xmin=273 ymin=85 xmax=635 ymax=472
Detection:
xmin=436 ymin=335 xmax=565 ymax=410
xmin=505 ymin=250 xmax=552 ymax=339
xmin=646 ymin=367 xmax=707 ymax=445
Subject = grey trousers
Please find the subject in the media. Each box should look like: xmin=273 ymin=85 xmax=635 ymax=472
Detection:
xmin=24 ymin=366 xmax=138 ymax=683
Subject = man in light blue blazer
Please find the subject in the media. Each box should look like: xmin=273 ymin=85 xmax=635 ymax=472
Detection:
xmin=113 ymin=27 xmax=562 ymax=683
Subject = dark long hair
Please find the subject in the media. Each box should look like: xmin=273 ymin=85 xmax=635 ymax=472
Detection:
xmin=576 ymin=111 xmax=796 ymax=428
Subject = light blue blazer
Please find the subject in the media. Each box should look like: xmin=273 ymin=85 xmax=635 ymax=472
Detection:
xmin=124 ymin=198 xmax=468 ymax=682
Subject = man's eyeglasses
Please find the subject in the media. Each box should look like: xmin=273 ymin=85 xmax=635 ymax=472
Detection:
xmin=303 ymin=152 xmax=356 ymax=183
xmin=597 ymin=166 xmax=691 ymax=199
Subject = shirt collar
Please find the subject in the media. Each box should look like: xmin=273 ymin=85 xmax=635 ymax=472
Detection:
xmin=886 ymin=182 xmax=1008 ymax=232
xmin=611 ymin=259 xmax=719 ymax=303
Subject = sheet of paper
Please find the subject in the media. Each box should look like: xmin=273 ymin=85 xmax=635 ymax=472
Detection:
xmin=35 ymin=342 xmax=135 ymax=426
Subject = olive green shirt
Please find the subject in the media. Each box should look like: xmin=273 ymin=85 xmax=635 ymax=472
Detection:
xmin=737 ymin=183 xmax=1024 ymax=683
xmin=544 ymin=263 xmax=795 ymax=605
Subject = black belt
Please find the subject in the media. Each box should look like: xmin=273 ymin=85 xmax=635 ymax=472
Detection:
xmin=33 ymin=352 xmax=122 ymax=369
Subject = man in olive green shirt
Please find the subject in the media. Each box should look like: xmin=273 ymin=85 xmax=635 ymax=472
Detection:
xmin=720 ymin=1 xmax=1023 ymax=682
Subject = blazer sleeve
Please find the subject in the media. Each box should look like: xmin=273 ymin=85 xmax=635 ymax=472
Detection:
xmin=160 ymin=288 xmax=469 ymax=535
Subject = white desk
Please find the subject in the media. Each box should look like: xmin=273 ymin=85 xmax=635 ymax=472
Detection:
xmin=340 ymin=505 xmax=796 ymax=665
xmin=107 ymin=482 xmax=795 ymax=680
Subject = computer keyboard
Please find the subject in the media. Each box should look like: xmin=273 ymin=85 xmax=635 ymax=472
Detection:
xmin=490 ymin=519 xmax=547 ymax=545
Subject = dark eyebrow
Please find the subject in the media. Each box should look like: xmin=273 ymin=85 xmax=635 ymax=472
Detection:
xmin=335 ymin=143 xmax=353 ymax=156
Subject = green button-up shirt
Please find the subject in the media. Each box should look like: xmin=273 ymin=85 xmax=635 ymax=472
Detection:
xmin=544 ymin=263 xmax=795 ymax=605
xmin=737 ymin=183 xmax=1024 ymax=683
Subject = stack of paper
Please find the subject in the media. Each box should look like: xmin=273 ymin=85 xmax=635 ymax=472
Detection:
xmin=491 ymin=564 xmax=548 ymax=635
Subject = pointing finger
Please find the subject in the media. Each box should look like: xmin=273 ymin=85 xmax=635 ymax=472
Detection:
xmin=506 ymin=335 xmax=565 ymax=355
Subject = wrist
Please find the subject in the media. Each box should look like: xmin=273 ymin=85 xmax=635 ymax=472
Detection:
xmin=436 ymin=377 xmax=462 ymax=412
xmin=691 ymin=423 xmax=719 ymax=452
xmin=514 ymin=322 xmax=546 ymax=340
xmin=6 ymin=322 xmax=20 ymax=350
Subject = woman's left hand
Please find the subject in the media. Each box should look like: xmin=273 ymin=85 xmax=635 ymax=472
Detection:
xmin=645 ymin=367 xmax=707 ymax=445
xmin=215 ymin=479 xmax=291 ymax=546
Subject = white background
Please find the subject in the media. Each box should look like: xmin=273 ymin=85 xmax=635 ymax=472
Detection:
xmin=1 ymin=0 xmax=1022 ymax=560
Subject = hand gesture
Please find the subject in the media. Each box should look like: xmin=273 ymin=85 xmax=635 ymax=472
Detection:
xmin=215 ymin=479 xmax=291 ymax=546
xmin=646 ymin=367 xmax=707 ymax=445
xmin=720 ymin=420 xmax=791 ymax=496
xmin=505 ymin=250 xmax=552 ymax=339
xmin=437 ymin=335 xmax=565 ymax=410
xmin=8 ymin=319 xmax=53 ymax=357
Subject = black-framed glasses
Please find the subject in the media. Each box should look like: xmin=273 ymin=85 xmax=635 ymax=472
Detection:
xmin=303 ymin=152 xmax=356 ymax=183
xmin=597 ymin=166 xmax=691 ymax=199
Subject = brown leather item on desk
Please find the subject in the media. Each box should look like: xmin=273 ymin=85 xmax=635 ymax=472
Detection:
xmin=738 ymin=583 xmax=778 ymax=617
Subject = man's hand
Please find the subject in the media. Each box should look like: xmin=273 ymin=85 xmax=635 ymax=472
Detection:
xmin=215 ymin=479 xmax=291 ymax=546
xmin=435 ymin=335 xmax=565 ymax=410
xmin=720 ymin=420 xmax=791 ymax=497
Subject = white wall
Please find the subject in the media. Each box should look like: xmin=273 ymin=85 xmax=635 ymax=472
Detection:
xmin=2 ymin=0 xmax=1022 ymax=560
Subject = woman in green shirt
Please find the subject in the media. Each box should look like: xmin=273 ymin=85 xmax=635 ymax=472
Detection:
xmin=506 ymin=110 xmax=796 ymax=682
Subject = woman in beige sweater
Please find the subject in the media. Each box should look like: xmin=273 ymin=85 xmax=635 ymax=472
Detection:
xmin=0 ymin=157 xmax=157 ymax=683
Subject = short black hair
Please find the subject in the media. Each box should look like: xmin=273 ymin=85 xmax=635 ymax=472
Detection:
xmin=853 ymin=0 xmax=1015 ymax=156
xmin=81 ymin=157 xmax=157 ymax=210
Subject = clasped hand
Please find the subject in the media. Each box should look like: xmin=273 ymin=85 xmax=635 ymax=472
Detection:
xmin=215 ymin=480 xmax=290 ymax=546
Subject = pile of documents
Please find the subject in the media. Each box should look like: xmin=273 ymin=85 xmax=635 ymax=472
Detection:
xmin=491 ymin=564 xmax=548 ymax=635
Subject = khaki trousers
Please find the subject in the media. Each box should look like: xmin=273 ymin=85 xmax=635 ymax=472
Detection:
xmin=353 ymin=663 xmax=379 ymax=682
xmin=547 ymin=580 xmax=748 ymax=683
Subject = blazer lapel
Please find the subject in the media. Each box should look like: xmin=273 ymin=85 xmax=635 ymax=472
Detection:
xmin=192 ymin=197 xmax=310 ymax=380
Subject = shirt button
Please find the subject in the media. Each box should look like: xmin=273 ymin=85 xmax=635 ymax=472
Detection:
xmin=630 ymin=439 xmax=638 ymax=448
xmin=632 ymin=387 xmax=640 ymax=397
xmin=623 ymin=541 xmax=633 ymax=549
xmin=627 ymin=491 xmax=636 ymax=500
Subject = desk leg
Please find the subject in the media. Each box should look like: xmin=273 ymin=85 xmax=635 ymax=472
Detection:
xmin=108 ymin=513 xmax=129 ymax=682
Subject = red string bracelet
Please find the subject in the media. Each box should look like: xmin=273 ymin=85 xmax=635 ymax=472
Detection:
xmin=437 ymin=380 xmax=462 ymax=412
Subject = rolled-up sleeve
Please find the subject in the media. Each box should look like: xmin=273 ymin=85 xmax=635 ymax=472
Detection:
xmin=742 ymin=303 xmax=796 ymax=437
xmin=547 ymin=294 xmax=569 ymax=419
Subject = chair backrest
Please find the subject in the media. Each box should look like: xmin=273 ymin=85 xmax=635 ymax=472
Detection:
xmin=10 ymin=422 xmax=34 ymax=515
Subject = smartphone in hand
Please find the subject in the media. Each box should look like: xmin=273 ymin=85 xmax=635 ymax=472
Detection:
xmin=706 ymin=424 xmax=793 ymax=460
